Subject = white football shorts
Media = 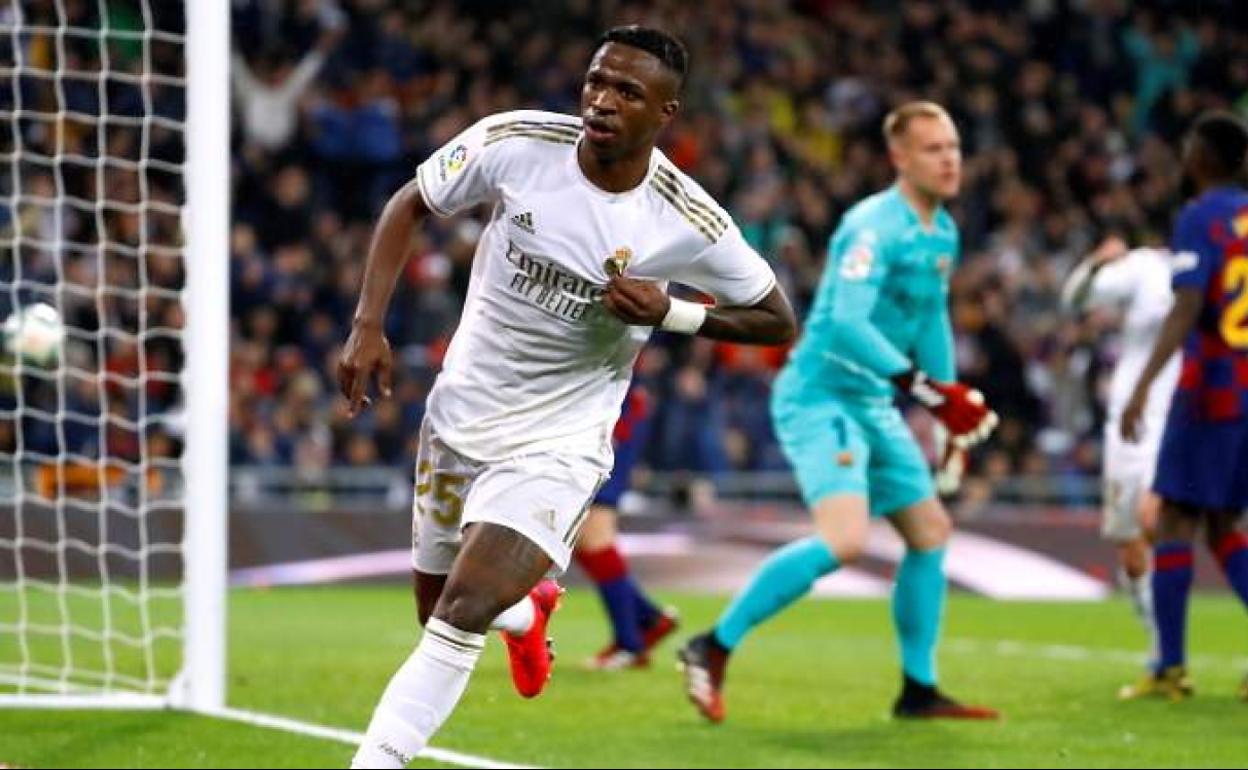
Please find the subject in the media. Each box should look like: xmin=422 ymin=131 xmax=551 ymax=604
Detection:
xmin=410 ymin=418 xmax=607 ymax=575
xmin=1101 ymin=414 xmax=1163 ymax=541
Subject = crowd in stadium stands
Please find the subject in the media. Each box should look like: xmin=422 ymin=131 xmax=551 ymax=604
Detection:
xmin=5 ymin=1 xmax=1246 ymax=505
xmin=223 ymin=0 xmax=1248 ymax=503
xmin=1 ymin=1 xmax=188 ymax=474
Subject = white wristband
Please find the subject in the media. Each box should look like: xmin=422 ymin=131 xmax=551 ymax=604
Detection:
xmin=659 ymin=297 xmax=707 ymax=334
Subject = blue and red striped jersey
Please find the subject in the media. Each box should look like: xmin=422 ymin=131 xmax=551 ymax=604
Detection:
xmin=1170 ymin=185 xmax=1248 ymax=422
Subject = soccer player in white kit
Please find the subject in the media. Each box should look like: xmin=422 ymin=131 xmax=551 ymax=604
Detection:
xmin=338 ymin=27 xmax=796 ymax=768
xmin=1060 ymin=234 xmax=1180 ymax=672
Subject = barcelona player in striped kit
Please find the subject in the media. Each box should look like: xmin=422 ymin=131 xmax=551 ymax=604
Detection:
xmin=1120 ymin=111 xmax=1248 ymax=702
xmin=575 ymin=382 xmax=679 ymax=670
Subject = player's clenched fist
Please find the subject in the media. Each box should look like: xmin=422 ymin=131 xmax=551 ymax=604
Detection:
xmin=601 ymin=274 xmax=671 ymax=326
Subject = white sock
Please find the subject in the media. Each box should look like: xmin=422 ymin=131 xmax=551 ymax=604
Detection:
xmin=1127 ymin=571 xmax=1158 ymax=664
xmin=351 ymin=618 xmax=485 ymax=769
xmin=489 ymin=595 xmax=535 ymax=636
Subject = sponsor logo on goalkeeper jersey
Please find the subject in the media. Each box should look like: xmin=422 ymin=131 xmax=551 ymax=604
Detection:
xmin=505 ymin=240 xmax=604 ymax=323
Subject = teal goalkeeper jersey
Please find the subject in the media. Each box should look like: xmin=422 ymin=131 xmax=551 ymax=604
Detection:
xmin=779 ymin=184 xmax=959 ymax=401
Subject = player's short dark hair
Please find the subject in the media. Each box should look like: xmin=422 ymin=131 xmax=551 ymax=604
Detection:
xmin=1191 ymin=111 xmax=1248 ymax=179
xmin=597 ymin=25 xmax=688 ymax=90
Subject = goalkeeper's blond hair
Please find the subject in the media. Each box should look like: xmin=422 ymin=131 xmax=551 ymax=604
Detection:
xmin=883 ymin=101 xmax=952 ymax=145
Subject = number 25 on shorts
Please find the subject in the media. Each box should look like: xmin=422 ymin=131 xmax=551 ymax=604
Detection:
xmin=415 ymin=460 xmax=467 ymax=527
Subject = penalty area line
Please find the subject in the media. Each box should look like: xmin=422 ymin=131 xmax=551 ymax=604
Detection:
xmin=209 ymin=706 xmax=539 ymax=769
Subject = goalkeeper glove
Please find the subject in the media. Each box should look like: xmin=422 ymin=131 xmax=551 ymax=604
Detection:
xmin=894 ymin=368 xmax=998 ymax=447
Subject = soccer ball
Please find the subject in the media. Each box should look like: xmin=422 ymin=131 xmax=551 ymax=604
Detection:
xmin=3 ymin=303 xmax=66 ymax=367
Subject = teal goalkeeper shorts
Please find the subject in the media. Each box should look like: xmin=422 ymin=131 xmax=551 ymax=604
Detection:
xmin=770 ymin=382 xmax=934 ymax=517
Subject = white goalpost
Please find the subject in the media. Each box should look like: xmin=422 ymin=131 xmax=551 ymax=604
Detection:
xmin=0 ymin=0 xmax=227 ymax=711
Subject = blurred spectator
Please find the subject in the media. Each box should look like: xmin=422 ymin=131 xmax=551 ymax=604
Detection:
xmin=232 ymin=17 xmax=346 ymax=154
xmin=217 ymin=1 xmax=1248 ymax=498
xmin=1122 ymin=13 xmax=1201 ymax=135
xmin=13 ymin=1 xmax=1235 ymax=502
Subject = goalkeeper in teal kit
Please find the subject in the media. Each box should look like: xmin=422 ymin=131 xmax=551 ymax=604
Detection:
xmin=680 ymin=102 xmax=1000 ymax=721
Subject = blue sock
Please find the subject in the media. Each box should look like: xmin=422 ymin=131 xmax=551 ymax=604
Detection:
xmin=633 ymin=583 xmax=661 ymax=630
xmin=892 ymin=547 xmax=946 ymax=686
xmin=576 ymin=545 xmax=650 ymax=652
xmin=1152 ymin=542 xmax=1194 ymax=671
xmin=714 ymin=537 xmax=838 ymax=650
xmin=597 ymin=578 xmax=645 ymax=652
xmin=1214 ymin=532 xmax=1248 ymax=609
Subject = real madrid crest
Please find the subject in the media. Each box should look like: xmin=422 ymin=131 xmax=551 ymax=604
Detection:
xmin=604 ymin=247 xmax=633 ymax=277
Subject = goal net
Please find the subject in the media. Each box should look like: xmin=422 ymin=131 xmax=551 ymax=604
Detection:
xmin=0 ymin=0 xmax=226 ymax=710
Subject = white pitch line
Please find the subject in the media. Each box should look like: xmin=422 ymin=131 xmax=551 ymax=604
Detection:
xmin=947 ymin=638 xmax=1248 ymax=669
xmin=209 ymin=707 xmax=538 ymax=769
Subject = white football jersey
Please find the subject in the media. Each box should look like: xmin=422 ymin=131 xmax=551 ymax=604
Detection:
xmin=1081 ymin=247 xmax=1180 ymax=423
xmin=414 ymin=110 xmax=776 ymax=468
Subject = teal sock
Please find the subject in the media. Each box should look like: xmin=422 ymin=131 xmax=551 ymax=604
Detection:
xmin=714 ymin=537 xmax=838 ymax=650
xmin=892 ymin=546 xmax=946 ymax=686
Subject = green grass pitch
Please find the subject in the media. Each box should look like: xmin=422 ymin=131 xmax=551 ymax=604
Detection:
xmin=3 ymin=586 xmax=1247 ymax=768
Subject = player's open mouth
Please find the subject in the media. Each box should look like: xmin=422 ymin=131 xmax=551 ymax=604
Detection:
xmin=584 ymin=118 xmax=618 ymax=142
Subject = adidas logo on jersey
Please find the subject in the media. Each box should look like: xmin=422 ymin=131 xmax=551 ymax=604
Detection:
xmin=532 ymin=508 xmax=557 ymax=532
xmin=511 ymin=211 xmax=535 ymax=234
